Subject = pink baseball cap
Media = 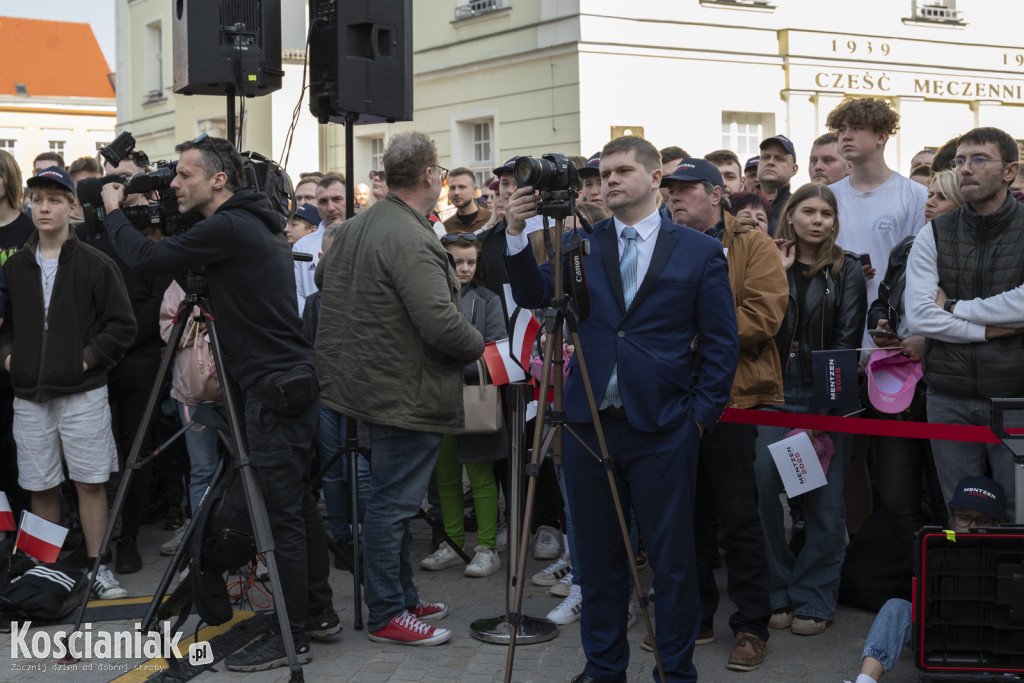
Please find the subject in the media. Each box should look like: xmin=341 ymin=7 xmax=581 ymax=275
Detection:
xmin=866 ymin=348 xmax=923 ymax=414
xmin=784 ymin=429 xmax=834 ymax=474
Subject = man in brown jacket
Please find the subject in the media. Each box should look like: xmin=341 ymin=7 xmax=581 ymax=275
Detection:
xmin=663 ymin=159 xmax=788 ymax=672
xmin=442 ymin=167 xmax=491 ymax=234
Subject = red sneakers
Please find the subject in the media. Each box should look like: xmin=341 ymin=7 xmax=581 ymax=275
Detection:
xmin=369 ymin=611 xmax=452 ymax=646
xmin=409 ymin=599 xmax=449 ymax=622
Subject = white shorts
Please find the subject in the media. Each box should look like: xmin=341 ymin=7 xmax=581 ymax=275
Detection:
xmin=14 ymin=386 xmax=119 ymax=491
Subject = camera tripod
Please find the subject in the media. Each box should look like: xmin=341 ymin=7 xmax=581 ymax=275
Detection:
xmin=501 ymin=214 xmax=665 ymax=683
xmin=66 ymin=273 xmax=307 ymax=682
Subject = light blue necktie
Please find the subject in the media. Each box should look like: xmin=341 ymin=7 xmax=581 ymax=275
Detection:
xmin=604 ymin=226 xmax=638 ymax=408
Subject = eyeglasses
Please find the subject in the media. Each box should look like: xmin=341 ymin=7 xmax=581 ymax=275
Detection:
xmin=431 ymin=164 xmax=449 ymax=182
xmin=952 ymin=513 xmax=997 ymax=528
xmin=368 ymin=171 xmax=385 ymax=181
xmin=952 ymin=156 xmax=1013 ymax=171
xmin=441 ymin=232 xmax=478 ymax=242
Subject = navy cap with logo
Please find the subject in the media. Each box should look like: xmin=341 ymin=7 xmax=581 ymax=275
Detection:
xmin=293 ymin=203 xmax=321 ymax=226
xmin=660 ymin=158 xmax=724 ymax=190
xmin=27 ymin=166 xmax=76 ymax=195
xmin=577 ymin=151 xmax=601 ymax=177
xmin=745 ymin=156 xmax=760 ymax=172
xmin=493 ymin=157 xmax=518 ymax=177
xmin=759 ymin=134 xmax=796 ymax=160
xmin=947 ymin=476 xmax=1006 ymax=521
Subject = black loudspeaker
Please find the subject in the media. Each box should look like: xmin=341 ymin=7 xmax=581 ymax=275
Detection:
xmin=172 ymin=0 xmax=283 ymax=97
xmin=308 ymin=0 xmax=413 ymax=124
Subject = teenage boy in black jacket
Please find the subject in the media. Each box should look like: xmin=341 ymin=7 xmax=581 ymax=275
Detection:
xmin=0 ymin=166 xmax=135 ymax=599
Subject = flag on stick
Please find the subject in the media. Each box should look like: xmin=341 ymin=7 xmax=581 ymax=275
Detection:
xmin=0 ymin=492 xmax=14 ymax=531
xmin=507 ymin=307 xmax=540 ymax=373
xmin=482 ymin=339 xmax=528 ymax=385
xmin=15 ymin=511 xmax=68 ymax=563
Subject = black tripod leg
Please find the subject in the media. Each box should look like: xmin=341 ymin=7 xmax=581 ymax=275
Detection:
xmin=206 ymin=314 xmax=303 ymax=682
xmin=65 ymin=299 xmax=195 ymax=655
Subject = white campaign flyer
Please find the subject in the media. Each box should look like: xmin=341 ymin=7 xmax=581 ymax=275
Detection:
xmin=767 ymin=431 xmax=828 ymax=498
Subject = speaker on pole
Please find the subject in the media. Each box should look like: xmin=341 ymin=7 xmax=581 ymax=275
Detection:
xmin=172 ymin=0 xmax=284 ymax=97
xmin=308 ymin=0 xmax=413 ymax=124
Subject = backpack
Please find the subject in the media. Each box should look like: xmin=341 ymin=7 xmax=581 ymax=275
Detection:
xmin=0 ymin=541 xmax=90 ymax=622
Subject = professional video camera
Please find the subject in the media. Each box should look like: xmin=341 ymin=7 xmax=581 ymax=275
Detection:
xmin=514 ymin=153 xmax=580 ymax=219
xmin=77 ymin=132 xmax=297 ymax=238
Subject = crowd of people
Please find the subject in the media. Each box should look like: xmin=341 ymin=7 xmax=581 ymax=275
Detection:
xmin=1 ymin=94 xmax=1022 ymax=680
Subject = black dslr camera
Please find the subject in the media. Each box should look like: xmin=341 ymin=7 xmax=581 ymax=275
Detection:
xmin=514 ymin=153 xmax=580 ymax=219
xmin=78 ymin=133 xmax=203 ymax=238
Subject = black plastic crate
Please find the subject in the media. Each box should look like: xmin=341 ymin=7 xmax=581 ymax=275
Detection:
xmin=914 ymin=527 xmax=1024 ymax=677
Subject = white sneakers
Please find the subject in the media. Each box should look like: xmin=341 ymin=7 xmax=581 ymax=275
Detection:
xmin=420 ymin=542 xmax=465 ymax=571
xmin=533 ymin=525 xmax=561 ymax=560
xmin=91 ymin=565 xmax=128 ymax=600
xmin=531 ymin=553 xmax=571 ymax=586
xmin=546 ymin=584 xmax=582 ymax=625
xmin=464 ymin=546 xmax=501 ymax=577
xmin=550 ymin=575 xmax=572 ymax=598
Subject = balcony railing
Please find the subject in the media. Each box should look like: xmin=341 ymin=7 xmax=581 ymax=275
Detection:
xmin=454 ymin=0 xmax=505 ymax=21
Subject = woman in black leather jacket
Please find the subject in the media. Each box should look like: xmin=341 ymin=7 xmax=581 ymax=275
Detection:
xmin=753 ymin=183 xmax=867 ymax=636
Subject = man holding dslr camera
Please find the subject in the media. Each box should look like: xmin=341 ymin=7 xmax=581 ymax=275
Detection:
xmin=100 ymin=135 xmax=336 ymax=672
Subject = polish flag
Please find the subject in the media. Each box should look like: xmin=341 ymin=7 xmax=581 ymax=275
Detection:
xmin=508 ymin=308 xmax=540 ymax=373
xmin=0 ymin=492 xmax=14 ymax=531
xmin=482 ymin=339 xmax=528 ymax=385
xmin=15 ymin=511 xmax=68 ymax=563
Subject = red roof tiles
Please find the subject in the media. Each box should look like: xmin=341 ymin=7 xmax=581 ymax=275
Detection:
xmin=0 ymin=16 xmax=114 ymax=98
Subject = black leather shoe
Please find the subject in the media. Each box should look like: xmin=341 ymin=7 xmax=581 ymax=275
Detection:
xmin=570 ymin=675 xmax=626 ymax=683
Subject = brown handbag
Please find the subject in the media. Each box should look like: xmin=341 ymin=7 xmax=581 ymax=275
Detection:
xmin=462 ymin=360 xmax=502 ymax=433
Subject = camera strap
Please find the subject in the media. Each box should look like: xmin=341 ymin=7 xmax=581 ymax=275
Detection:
xmin=565 ymin=230 xmax=591 ymax=323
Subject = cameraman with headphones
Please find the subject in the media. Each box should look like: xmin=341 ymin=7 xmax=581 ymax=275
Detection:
xmin=100 ymin=135 xmax=337 ymax=672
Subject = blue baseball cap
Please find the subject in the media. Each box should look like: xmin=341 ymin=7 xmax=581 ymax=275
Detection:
xmin=947 ymin=477 xmax=1006 ymax=521
xmin=745 ymin=156 xmax=760 ymax=172
xmin=578 ymin=151 xmax=601 ymax=177
xmin=759 ymin=134 xmax=796 ymax=160
xmin=493 ymin=157 xmax=518 ymax=177
xmin=293 ymin=203 xmax=321 ymax=226
xmin=27 ymin=166 xmax=76 ymax=195
xmin=660 ymin=158 xmax=724 ymax=190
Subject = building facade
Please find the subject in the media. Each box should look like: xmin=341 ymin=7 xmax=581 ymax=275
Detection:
xmin=334 ymin=0 xmax=1024 ymax=184
xmin=117 ymin=1 xmax=1024 ymax=187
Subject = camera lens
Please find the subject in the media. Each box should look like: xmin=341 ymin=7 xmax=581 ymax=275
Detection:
xmin=514 ymin=156 xmax=554 ymax=188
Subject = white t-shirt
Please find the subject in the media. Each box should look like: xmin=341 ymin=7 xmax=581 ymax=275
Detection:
xmin=37 ymin=247 xmax=59 ymax=326
xmin=293 ymin=229 xmax=324 ymax=316
xmin=833 ymin=171 xmax=927 ymax=351
xmin=833 ymin=171 xmax=928 ymax=305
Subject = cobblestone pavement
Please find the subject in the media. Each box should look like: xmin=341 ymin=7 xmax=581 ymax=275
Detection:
xmin=3 ymin=517 xmax=920 ymax=682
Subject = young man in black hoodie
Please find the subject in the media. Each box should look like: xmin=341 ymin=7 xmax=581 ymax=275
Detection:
xmin=100 ymin=136 xmax=337 ymax=672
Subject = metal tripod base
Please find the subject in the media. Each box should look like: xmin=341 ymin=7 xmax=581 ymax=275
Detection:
xmin=470 ymin=615 xmax=559 ymax=644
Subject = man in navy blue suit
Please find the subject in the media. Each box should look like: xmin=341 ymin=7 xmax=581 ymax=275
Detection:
xmin=505 ymin=136 xmax=739 ymax=682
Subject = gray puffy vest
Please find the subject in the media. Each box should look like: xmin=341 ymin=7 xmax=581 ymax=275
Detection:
xmin=925 ymin=194 xmax=1024 ymax=398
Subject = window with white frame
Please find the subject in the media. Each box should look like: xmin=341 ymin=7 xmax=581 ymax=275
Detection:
xmin=48 ymin=140 xmax=66 ymax=156
xmin=473 ymin=122 xmax=492 ymax=165
xmin=370 ymin=136 xmax=385 ymax=170
xmin=0 ymin=139 xmax=15 ymax=152
xmin=721 ymin=112 xmax=775 ymax=159
xmin=144 ymin=20 xmax=164 ymax=102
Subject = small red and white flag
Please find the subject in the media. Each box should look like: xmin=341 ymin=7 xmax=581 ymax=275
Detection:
xmin=15 ymin=511 xmax=68 ymax=563
xmin=508 ymin=308 xmax=540 ymax=373
xmin=0 ymin=492 xmax=14 ymax=531
xmin=482 ymin=339 xmax=528 ymax=385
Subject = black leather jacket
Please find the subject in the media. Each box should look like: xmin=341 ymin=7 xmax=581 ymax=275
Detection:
xmin=867 ymin=235 xmax=916 ymax=333
xmin=774 ymin=251 xmax=868 ymax=384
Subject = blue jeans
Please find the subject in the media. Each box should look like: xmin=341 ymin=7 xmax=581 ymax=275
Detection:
xmin=178 ymin=401 xmax=221 ymax=518
xmin=863 ymin=598 xmax=912 ymax=672
xmin=362 ymin=422 xmax=443 ymax=631
xmin=926 ymin=387 xmax=1019 ymax=520
xmin=754 ymin=353 xmax=852 ymax=621
xmin=319 ymin=405 xmax=371 ymax=542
